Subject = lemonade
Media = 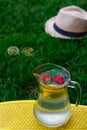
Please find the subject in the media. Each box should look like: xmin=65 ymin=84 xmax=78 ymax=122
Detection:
xmin=33 ymin=83 xmax=72 ymax=127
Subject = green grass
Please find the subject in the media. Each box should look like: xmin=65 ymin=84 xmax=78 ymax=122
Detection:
xmin=0 ymin=0 xmax=87 ymax=105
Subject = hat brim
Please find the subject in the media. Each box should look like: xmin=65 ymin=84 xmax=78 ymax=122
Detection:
xmin=45 ymin=16 xmax=82 ymax=39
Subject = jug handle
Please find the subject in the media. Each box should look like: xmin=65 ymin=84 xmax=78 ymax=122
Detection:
xmin=68 ymin=81 xmax=82 ymax=106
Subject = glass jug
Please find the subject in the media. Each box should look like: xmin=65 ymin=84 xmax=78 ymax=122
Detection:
xmin=33 ymin=63 xmax=82 ymax=127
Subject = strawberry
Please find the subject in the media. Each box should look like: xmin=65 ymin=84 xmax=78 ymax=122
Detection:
xmin=54 ymin=75 xmax=65 ymax=84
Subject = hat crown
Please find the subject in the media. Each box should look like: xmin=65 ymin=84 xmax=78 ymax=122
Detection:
xmin=62 ymin=6 xmax=86 ymax=18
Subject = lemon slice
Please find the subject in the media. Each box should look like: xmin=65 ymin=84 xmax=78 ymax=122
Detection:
xmin=22 ymin=47 xmax=33 ymax=56
xmin=7 ymin=46 xmax=19 ymax=55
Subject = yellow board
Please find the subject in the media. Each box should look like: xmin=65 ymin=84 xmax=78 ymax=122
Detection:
xmin=0 ymin=100 xmax=87 ymax=130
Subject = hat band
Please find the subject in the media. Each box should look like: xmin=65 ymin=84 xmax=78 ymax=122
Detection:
xmin=53 ymin=23 xmax=87 ymax=37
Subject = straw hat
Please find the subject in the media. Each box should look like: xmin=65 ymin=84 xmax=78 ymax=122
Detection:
xmin=45 ymin=5 xmax=87 ymax=39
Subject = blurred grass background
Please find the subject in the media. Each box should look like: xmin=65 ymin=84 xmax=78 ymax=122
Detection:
xmin=0 ymin=0 xmax=87 ymax=104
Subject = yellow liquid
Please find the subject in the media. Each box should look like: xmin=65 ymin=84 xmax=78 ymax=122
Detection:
xmin=34 ymin=83 xmax=72 ymax=127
